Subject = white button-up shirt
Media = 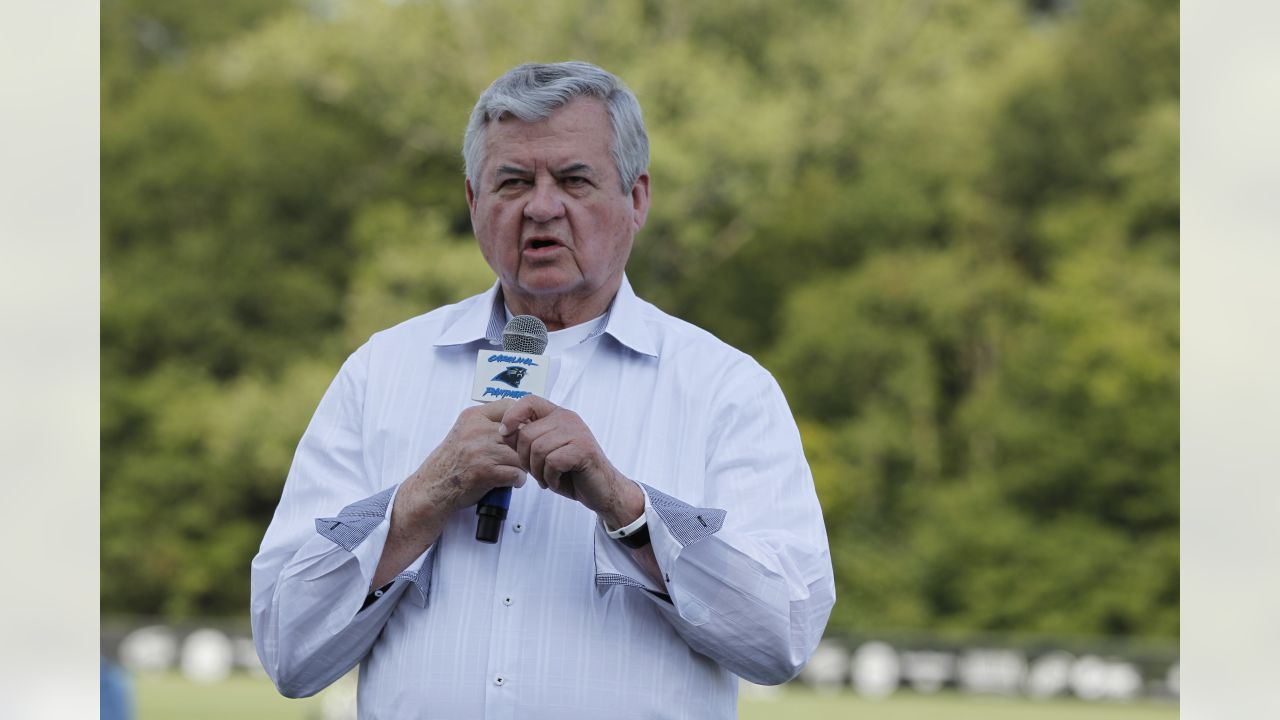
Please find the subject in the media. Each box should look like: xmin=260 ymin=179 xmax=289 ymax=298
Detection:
xmin=251 ymin=277 xmax=835 ymax=719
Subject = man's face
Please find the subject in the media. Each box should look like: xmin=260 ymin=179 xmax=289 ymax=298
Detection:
xmin=466 ymin=97 xmax=649 ymax=324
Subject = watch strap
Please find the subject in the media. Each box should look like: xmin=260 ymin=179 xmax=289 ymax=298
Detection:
xmin=604 ymin=513 xmax=651 ymax=549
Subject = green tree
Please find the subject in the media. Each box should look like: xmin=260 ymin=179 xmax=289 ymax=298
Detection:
xmin=102 ymin=0 xmax=1178 ymax=641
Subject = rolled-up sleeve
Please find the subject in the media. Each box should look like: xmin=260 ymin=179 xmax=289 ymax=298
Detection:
xmin=250 ymin=345 xmax=433 ymax=698
xmin=594 ymin=369 xmax=836 ymax=685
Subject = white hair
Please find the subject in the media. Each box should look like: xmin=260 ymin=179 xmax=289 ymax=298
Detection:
xmin=462 ymin=61 xmax=649 ymax=193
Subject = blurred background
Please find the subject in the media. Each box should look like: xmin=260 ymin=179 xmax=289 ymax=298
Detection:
xmin=100 ymin=0 xmax=1178 ymax=717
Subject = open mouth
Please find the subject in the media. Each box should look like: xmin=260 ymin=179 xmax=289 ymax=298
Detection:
xmin=529 ymin=239 xmax=558 ymax=249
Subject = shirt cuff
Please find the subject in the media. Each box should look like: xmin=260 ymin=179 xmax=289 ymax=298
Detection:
xmin=363 ymin=544 xmax=436 ymax=610
xmin=594 ymin=481 xmax=726 ymax=595
xmin=314 ymin=484 xmax=436 ymax=609
xmin=643 ymin=483 xmax=726 ymax=546
xmin=315 ymin=486 xmax=396 ymax=552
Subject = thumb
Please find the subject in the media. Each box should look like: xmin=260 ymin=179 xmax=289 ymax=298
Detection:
xmin=477 ymin=398 xmax=516 ymax=422
xmin=498 ymin=395 xmax=559 ymax=437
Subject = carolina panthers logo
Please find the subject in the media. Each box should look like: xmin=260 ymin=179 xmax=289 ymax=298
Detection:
xmin=492 ymin=366 xmax=527 ymax=388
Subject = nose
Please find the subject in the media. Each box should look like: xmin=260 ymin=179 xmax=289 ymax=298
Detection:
xmin=523 ymin=179 xmax=565 ymax=224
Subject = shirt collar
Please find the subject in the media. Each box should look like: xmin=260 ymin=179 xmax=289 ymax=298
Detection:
xmin=599 ymin=275 xmax=658 ymax=357
xmin=433 ymin=275 xmax=658 ymax=358
xmin=434 ymin=281 xmax=506 ymax=348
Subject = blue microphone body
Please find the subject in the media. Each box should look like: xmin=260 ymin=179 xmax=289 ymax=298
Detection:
xmin=475 ymin=487 xmax=512 ymax=544
xmin=476 ymin=315 xmax=549 ymax=543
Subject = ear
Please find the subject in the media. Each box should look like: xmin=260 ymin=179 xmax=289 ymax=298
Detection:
xmin=466 ymin=178 xmax=478 ymax=216
xmin=629 ymin=173 xmax=651 ymax=233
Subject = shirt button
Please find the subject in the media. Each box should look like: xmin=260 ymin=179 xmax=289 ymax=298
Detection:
xmin=513 ymin=522 xmax=524 ymax=533
xmin=494 ymin=675 xmax=505 ymax=686
xmin=503 ymin=597 xmax=513 ymax=606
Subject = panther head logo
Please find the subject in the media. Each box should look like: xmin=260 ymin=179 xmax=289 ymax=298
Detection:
xmin=492 ymin=366 xmax=527 ymax=388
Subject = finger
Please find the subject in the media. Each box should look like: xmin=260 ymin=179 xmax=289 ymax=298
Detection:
xmin=542 ymin=447 xmax=579 ymax=501
xmin=524 ymin=423 xmax=570 ymax=485
xmin=498 ymin=395 xmax=561 ymax=437
xmin=526 ymin=431 xmax=554 ymax=490
xmin=490 ymin=464 xmax=525 ymax=490
xmin=491 ymin=443 xmax=542 ymax=486
xmin=514 ymin=417 xmax=559 ymax=475
xmin=542 ymin=463 xmax=564 ymax=495
xmin=478 ymin=398 xmax=517 ymax=422
xmin=529 ymin=431 xmax=575 ymax=493
xmin=488 ymin=443 xmax=524 ymax=473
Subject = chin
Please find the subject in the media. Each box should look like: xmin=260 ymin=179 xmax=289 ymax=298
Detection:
xmin=514 ymin=271 xmax=583 ymax=296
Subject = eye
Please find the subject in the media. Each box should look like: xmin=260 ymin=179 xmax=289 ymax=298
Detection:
xmin=564 ymin=176 xmax=590 ymax=188
xmin=498 ymin=177 xmax=530 ymax=189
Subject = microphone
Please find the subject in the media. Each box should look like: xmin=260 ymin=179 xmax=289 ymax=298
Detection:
xmin=473 ymin=315 xmax=549 ymax=542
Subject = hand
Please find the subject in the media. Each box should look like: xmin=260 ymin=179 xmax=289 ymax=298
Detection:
xmin=398 ymin=400 xmax=526 ymax=523
xmin=498 ymin=395 xmax=643 ymax=529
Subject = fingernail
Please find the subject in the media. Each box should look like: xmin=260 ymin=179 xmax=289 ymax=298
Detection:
xmin=498 ymin=423 xmax=509 ymax=435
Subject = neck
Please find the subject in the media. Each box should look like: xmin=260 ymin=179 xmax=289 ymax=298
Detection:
xmin=501 ymin=279 xmax=621 ymax=332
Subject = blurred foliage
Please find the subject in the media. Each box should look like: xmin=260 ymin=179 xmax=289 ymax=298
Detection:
xmin=102 ymin=0 xmax=1178 ymax=641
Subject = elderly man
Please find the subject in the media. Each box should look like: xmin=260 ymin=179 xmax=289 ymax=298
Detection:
xmin=251 ymin=61 xmax=834 ymax=719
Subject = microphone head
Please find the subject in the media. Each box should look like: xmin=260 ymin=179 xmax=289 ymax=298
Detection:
xmin=502 ymin=315 xmax=549 ymax=355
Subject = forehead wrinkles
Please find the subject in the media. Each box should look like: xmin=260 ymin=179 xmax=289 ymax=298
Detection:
xmin=481 ymin=100 xmax=615 ymax=180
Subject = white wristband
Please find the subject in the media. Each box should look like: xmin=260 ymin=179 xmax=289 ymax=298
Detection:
xmin=604 ymin=512 xmax=647 ymax=540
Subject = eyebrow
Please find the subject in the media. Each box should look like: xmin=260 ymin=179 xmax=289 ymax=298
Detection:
xmin=554 ymin=163 xmax=595 ymax=177
xmin=490 ymin=162 xmax=597 ymax=186
xmin=494 ymin=163 xmax=594 ymax=176
xmin=493 ymin=164 xmax=531 ymax=179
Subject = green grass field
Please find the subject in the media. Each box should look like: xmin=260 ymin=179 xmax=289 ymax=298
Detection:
xmin=133 ymin=672 xmax=1178 ymax=719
